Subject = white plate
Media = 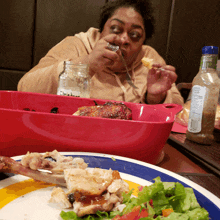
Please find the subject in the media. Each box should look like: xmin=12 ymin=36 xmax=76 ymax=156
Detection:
xmin=0 ymin=152 xmax=219 ymax=220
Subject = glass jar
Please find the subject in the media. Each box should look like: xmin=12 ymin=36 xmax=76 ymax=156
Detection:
xmin=186 ymin=46 xmax=220 ymax=144
xmin=57 ymin=61 xmax=90 ymax=98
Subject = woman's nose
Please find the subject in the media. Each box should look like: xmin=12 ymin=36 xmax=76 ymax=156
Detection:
xmin=120 ymin=32 xmax=130 ymax=45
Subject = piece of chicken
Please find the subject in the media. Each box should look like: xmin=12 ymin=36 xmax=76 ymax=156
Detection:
xmin=49 ymin=167 xmax=129 ymax=217
xmin=0 ymin=155 xmax=66 ymax=186
xmin=64 ymin=168 xmax=121 ymax=196
xmin=73 ymin=102 xmax=132 ymax=120
xmin=0 ymin=150 xmax=87 ymax=186
xmin=21 ymin=150 xmax=88 ymax=173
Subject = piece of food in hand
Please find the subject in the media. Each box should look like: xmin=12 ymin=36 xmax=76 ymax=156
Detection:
xmin=73 ymin=101 xmax=132 ymax=120
xmin=141 ymin=57 xmax=154 ymax=69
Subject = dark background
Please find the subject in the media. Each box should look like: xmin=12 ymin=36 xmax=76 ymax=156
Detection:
xmin=0 ymin=0 xmax=220 ymax=91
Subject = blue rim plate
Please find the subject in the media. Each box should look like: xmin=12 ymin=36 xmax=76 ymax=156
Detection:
xmin=0 ymin=152 xmax=219 ymax=220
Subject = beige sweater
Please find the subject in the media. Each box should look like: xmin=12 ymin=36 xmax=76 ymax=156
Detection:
xmin=18 ymin=28 xmax=184 ymax=105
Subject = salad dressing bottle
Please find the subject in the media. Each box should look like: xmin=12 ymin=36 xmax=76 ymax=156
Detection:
xmin=186 ymin=46 xmax=220 ymax=144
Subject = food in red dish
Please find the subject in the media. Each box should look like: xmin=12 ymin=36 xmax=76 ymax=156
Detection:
xmin=73 ymin=101 xmax=132 ymax=120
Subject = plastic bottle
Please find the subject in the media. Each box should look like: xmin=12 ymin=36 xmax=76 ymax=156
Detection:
xmin=57 ymin=61 xmax=90 ymax=98
xmin=186 ymin=46 xmax=220 ymax=144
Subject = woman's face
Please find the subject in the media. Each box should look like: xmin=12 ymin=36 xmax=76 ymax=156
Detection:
xmin=100 ymin=7 xmax=146 ymax=69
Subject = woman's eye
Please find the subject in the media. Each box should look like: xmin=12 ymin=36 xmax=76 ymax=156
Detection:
xmin=129 ymin=31 xmax=141 ymax=40
xmin=110 ymin=26 xmax=121 ymax=34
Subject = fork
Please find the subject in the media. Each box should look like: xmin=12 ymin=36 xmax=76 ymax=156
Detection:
xmin=120 ymin=54 xmax=138 ymax=89
xmin=107 ymin=43 xmax=138 ymax=89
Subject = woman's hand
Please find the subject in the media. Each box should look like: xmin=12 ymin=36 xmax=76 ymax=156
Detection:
xmin=146 ymin=64 xmax=177 ymax=104
xmin=88 ymin=34 xmax=122 ymax=76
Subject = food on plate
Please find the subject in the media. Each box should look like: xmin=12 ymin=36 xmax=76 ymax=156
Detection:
xmin=63 ymin=168 xmax=122 ymax=196
xmin=50 ymin=168 xmax=129 ymax=217
xmin=141 ymin=57 xmax=154 ymax=69
xmin=175 ymin=100 xmax=220 ymax=128
xmin=0 ymin=150 xmax=210 ymax=220
xmin=60 ymin=177 xmax=209 ymax=220
xmin=0 ymin=150 xmax=129 ymax=218
xmin=21 ymin=150 xmax=87 ymax=173
xmin=0 ymin=155 xmax=66 ymax=186
xmin=73 ymin=101 xmax=132 ymax=120
xmin=0 ymin=150 xmax=87 ymax=186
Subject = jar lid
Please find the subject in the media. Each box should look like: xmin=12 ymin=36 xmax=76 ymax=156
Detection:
xmin=202 ymin=46 xmax=219 ymax=54
xmin=64 ymin=61 xmax=74 ymax=65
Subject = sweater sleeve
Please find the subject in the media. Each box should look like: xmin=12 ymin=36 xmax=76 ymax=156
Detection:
xmin=163 ymin=83 xmax=184 ymax=106
xmin=17 ymin=36 xmax=89 ymax=94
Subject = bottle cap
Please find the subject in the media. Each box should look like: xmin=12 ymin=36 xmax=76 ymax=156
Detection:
xmin=202 ymin=46 xmax=219 ymax=54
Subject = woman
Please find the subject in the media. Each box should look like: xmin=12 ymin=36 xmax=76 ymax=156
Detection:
xmin=17 ymin=0 xmax=184 ymax=105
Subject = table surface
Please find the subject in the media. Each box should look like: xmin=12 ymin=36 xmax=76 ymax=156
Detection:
xmin=158 ymin=143 xmax=220 ymax=198
xmin=168 ymin=130 xmax=220 ymax=176
xmin=163 ymin=133 xmax=220 ymax=198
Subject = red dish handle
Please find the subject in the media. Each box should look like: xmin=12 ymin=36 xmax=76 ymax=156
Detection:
xmin=159 ymin=104 xmax=183 ymax=115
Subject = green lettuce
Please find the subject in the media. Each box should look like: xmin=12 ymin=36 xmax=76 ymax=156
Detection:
xmin=60 ymin=210 xmax=118 ymax=220
xmin=154 ymin=207 xmax=209 ymax=220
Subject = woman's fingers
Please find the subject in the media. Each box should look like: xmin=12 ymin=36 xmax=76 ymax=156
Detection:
xmin=161 ymin=69 xmax=177 ymax=83
xmin=103 ymin=34 xmax=122 ymax=47
xmin=152 ymin=64 xmax=175 ymax=71
xmin=162 ymin=65 xmax=176 ymax=72
xmin=151 ymin=64 xmax=177 ymax=84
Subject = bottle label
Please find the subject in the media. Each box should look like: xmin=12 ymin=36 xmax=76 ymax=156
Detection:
xmin=57 ymin=88 xmax=80 ymax=97
xmin=188 ymin=85 xmax=207 ymax=133
xmin=200 ymin=55 xmax=218 ymax=70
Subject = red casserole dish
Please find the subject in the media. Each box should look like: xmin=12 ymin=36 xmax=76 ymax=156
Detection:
xmin=0 ymin=91 xmax=182 ymax=164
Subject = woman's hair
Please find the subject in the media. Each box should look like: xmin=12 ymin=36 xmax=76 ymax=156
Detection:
xmin=98 ymin=0 xmax=155 ymax=40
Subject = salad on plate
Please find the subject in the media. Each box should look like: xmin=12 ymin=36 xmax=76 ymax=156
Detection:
xmin=60 ymin=177 xmax=209 ymax=220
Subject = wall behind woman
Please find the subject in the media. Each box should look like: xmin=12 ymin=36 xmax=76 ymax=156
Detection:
xmin=147 ymin=0 xmax=220 ymax=84
xmin=0 ymin=0 xmax=220 ymax=91
xmin=165 ymin=0 xmax=220 ymax=83
xmin=0 ymin=0 xmax=106 ymax=90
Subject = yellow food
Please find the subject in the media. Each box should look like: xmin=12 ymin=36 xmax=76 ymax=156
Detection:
xmin=141 ymin=57 xmax=154 ymax=69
